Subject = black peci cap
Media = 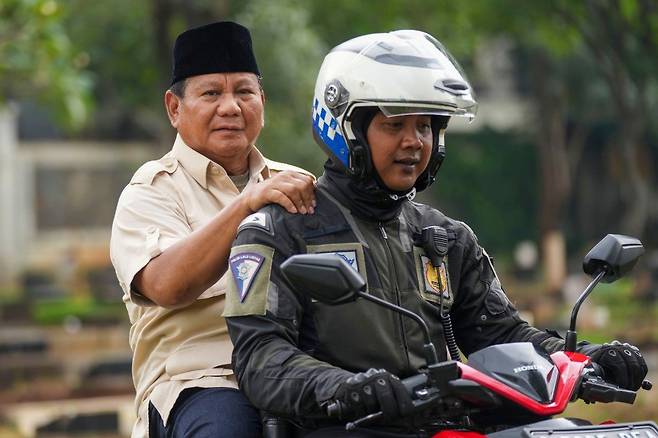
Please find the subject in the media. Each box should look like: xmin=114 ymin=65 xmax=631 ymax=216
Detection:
xmin=171 ymin=21 xmax=260 ymax=85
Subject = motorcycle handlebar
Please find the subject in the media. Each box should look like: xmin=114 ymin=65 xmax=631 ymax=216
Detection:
xmin=326 ymin=372 xmax=429 ymax=419
xmin=588 ymin=362 xmax=652 ymax=392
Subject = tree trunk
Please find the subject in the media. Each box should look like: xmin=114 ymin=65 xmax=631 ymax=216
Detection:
xmin=531 ymin=51 xmax=571 ymax=298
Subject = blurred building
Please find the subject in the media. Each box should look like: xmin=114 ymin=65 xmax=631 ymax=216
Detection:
xmin=0 ymin=106 xmax=153 ymax=290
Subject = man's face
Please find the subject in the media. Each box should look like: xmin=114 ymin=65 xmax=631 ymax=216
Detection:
xmin=366 ymin=112 xmax=433 ymax=192
xmin=165 ymin=72 xmax=264 ymax=172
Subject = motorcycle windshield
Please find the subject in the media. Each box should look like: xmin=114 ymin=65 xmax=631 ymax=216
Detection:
xmin=467 ymin=342 xmax=559 ymax=404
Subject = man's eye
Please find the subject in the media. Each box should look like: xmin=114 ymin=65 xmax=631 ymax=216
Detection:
xmin=237 ymin=88 xmax=256 ymax=95
xmin=203 ymin=90 xmax=219 ymax=96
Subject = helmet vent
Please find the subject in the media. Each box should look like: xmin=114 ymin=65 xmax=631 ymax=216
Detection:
xmin=435 ymin=78 xmax=469 ymax=96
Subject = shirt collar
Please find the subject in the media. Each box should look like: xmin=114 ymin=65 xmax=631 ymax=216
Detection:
xmin=171 ymin=134 xmax=270 ymax=188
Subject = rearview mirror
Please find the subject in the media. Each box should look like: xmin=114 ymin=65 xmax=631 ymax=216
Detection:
xmin=582 ymin=234 xmax=644 ymax=283
xmin=280 ymin=253 xmax=365 ymax=305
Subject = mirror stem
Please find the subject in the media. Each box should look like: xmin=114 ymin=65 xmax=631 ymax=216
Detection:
xmin=565 ymin=269 xmax=606 ymax=352
xmin=357 ymin=291 xmax=439 ymax=365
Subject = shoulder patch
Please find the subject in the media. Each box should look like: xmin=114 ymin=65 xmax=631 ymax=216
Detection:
xmin=238 ymin=212 xmax=273 ymax=235
xmin=229 ymin=252 xmax=265 ymax=302
xmin=130 ymin=157 xmax=179 ymax=185
xmin=223 ymin=244 xmax=274 ymax=317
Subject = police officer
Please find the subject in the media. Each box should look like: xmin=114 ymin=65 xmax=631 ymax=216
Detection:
xmin=224 ymin=30 xmax=648 ymax=435
xmin=110 ymin=22 xmax=315 ymax=437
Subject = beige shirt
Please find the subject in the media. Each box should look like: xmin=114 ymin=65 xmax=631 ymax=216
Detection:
xmin=110 ymin=135 xmax=313 ymax=437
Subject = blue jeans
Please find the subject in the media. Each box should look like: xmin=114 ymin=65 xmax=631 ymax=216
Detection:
xmin=148 ymin=387 xmax=262 ymax=438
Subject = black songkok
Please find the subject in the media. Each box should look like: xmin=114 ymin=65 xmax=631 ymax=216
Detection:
xmin=171 ymin=21 xmax=260 ymax=85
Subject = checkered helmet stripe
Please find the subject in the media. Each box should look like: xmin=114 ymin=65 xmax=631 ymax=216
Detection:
xmin=312 ymin=98 xmax=349 ymax=167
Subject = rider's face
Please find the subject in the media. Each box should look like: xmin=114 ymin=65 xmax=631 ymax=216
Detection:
xmin=367 ymin=113 xmax=433 ymax=192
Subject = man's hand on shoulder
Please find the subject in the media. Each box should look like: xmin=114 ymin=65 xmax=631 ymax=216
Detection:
xmin=241 ymin=171 xmax=316 ymax=215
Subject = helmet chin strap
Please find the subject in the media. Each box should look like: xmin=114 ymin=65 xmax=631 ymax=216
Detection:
xmin=388 ymin=187 xmax=417 ymax=201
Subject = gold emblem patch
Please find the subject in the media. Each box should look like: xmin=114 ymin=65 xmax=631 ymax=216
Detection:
xmin=420 ymin=255 xmax=452 ymax=305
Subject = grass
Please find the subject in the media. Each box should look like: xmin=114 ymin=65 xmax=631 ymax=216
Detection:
xmin=563 ymin=389 xmax=658 ymax=423
xmin=30 ymin=297 xmax=125 ymax=325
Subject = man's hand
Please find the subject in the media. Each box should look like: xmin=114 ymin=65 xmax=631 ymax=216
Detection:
xmin=579 ymin=340 xmax=648 ymax=391
xmin=241 ymin=171 xmax=316 ymax=214
xmin=332 ymin=368 xmax=414 ymax=420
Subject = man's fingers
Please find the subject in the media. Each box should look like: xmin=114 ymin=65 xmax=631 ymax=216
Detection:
xmin=289 ymin=173 xmax=317 ymax=213
xmin=269 ymin=190 xmax=297 ymax=214
xmin=245 ymin=171 xmax=316 ymax=214
xmin=270 ymin=173 xmax=315 ymax=214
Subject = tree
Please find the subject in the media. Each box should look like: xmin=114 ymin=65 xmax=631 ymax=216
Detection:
xmin=0 ymin=0 xmax=92 ymax=129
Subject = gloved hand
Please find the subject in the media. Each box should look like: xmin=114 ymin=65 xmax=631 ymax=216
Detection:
xmin=578 ymin=340 xmax=648 ymax=391
xmin=332 ymin=368 xmax=414 ymax=420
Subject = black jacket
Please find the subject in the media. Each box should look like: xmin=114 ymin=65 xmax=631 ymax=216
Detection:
xmin=224 ymin=176 xmax=562 ymax=421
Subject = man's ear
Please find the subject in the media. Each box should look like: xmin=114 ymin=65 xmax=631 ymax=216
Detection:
xmin=260 ymin=90 xmax=266 ymax=127
xmin=164 ymin=90 xmax=181 ymax=128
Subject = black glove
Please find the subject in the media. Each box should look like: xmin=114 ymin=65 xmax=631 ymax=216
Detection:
xmin=332 ymin=368 xmax=414 ymax=420
xmin=578 ymin=340 xmax=648 ymax=391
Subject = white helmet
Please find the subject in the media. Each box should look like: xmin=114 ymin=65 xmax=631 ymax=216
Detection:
xmin=311 ymin=30 xmax=477 ymax=192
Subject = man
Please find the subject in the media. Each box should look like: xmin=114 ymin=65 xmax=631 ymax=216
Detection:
xmin=110 ymin=21 xmax=315 ymax=437
xmin=224 ymin=30 xmax=648 ymax=436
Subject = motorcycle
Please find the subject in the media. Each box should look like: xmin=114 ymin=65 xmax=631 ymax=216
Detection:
xmin=280 ymin=234 xmax=657 ymax=437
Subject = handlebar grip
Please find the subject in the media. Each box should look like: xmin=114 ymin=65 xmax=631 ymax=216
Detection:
xmin=590 ymin=361 xmax=605 ymax=379
xmin=401 ymin=373 xmax=428 ymax=395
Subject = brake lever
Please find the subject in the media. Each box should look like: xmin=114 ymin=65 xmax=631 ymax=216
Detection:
xmin=346 ymin=411 xmax=384 ymax=431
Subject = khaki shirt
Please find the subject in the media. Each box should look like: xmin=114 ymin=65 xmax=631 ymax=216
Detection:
xmin=110 ymin=134 xmax=313 ymax=437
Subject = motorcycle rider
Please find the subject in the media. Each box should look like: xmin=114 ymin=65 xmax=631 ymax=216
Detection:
xmin=224 ymin=30 xmax=648 ymax=435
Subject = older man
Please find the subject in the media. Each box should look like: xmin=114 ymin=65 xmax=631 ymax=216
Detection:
xmin=110 ymin=22 xmax=315 ymax=437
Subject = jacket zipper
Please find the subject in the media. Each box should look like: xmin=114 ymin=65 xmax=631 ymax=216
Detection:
xmin=378 ymin=222 xmax=411 ymax=370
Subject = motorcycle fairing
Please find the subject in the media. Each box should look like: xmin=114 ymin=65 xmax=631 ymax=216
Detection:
xmin=456 ymin=344 xmax=590 ymax=416
xmin=467 ymin=343 xmax=558 ymax=403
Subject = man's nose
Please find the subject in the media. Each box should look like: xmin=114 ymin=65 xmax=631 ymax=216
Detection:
xmin=216 ymin=93 xmax=241 ymax=116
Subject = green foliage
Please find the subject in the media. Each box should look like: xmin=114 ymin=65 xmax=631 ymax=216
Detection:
xmin=31 ymin=297 xmax=124 ymax=325
xmin=0 ymin=0 xmax=93 ymax=129
xmin=65 ymin=0 xmax=161 ymax=111
xmin=237 ymin=0 xmax=328 ymax=173
xmin=419 ymin=129 xmax=538 ymax=252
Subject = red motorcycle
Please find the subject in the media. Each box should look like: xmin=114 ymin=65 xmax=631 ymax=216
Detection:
xmin=281 ymin=234 xmax=656 ymax=437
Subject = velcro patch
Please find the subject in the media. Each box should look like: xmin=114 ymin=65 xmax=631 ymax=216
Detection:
xmin=414 ymin=246 xmax=453 ymax=308
xmin=238 ymin=212 xmax=272 ymax=235
xmin=327 ymin=250 xmax=358 ymax=272
xmin=229 ymin=252 xmax=265 ymax=302
xmin=223 ymin=244 xmax=274 ymax=317
xmin=421 ymin=255 xmax=451 ymax=301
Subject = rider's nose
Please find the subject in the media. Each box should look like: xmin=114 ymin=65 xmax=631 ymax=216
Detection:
xmin=401 ymin=126 xmax=423 ymax=149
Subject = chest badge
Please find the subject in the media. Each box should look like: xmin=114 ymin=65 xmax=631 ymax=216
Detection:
xmin=332 ymin=250 xmax=358 ymax=272
xmin=421 ymin=255 xmax=452 ymax=301
xmin=229 ymin=252 xmax=265 ymax=302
